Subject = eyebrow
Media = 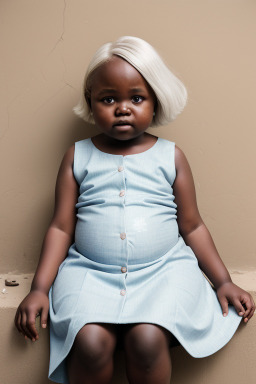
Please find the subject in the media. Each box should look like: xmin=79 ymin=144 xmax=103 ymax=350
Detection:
xmin=97 ymin=88 xmax=146 ymax=96
xmin=97 ymin=89 xmax=118 ymax=95
xmin=129 ymin=88 xmax=145 ymax=93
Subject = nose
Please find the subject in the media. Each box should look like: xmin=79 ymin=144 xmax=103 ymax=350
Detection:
xmin=115 ymin=103 xmax=131 ymax=116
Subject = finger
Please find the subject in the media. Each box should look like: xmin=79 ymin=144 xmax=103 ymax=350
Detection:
xmin=219 ymin=296 xmax=229 ymax=317
xmin=241 ymin=297 xmax=254 ymax=318
xmin=245 ymin=302 xmax=256 ymax=322
xmin=14 ymin=308 xmax=18 ymax=327
xmin=232 ymin=298 xmax=246 ymax=317
xmin=21 ymin=311 xmax=34 ymax=341
xmin=20 ymin=311 xmax=28 ymax=339
xmin=15 ymin=310 xmax=23 ymax=335
xmin=41 ymin=304 xmax=49 ymax=329
xmin=27 ymin=311 xmax=38 ymax=341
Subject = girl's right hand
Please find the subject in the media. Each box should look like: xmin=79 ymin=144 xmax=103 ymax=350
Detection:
xmin=14 ymin=290 xmax=49 ymax=341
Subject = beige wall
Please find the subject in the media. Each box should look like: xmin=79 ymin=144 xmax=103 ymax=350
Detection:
xmin=1 ymin=0 xmax=256 ymax=273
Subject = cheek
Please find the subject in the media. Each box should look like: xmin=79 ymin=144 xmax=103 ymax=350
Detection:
xmin=139 ymin=106 xmax=154 ymax=122
xmin=93 ymin=107 xmax=113 ymax=126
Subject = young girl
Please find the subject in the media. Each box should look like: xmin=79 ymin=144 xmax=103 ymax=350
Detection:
xmin=15 ymin=36 xmax=255 ymax=384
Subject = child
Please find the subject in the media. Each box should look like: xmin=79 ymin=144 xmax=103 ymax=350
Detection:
xmin=15 ymin=36 xmax=255 ymax=384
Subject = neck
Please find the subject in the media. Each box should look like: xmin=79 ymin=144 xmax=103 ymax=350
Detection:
xmin=101 ymin=132 xmax=150 ymax=148
xmin=91 ymin=132 xmax=157 ymax=156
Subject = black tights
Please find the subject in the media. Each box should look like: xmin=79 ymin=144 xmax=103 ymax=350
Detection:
xmin=67 ymin=323 xmax=175 ymax=384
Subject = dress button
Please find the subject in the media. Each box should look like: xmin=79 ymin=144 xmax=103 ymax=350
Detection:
xmin=119 ymin=190 xmax=125 ymax=197
xmin=120 ymin=289 xmax=126 ymax=296
xmin=118 ymin=166 xmax=124 ymax=172
xmin=120 ymin=232 xmax=126 ymax=240
xmin=121 ymin=266 xmax=127 ymax=273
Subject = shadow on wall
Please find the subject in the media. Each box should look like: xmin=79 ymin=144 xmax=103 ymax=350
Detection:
xmin=66 ymin=118 xmax=99 ymax=149
xmin=23 ymin=118 xmax=98 ymax=270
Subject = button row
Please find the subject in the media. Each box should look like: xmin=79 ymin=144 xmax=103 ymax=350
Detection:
xmin=119 ymin=164 xmax=126 ymax=296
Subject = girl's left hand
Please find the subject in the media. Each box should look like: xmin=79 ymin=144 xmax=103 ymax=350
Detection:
xmin=217 ymin=282 xmax=255 ymax=323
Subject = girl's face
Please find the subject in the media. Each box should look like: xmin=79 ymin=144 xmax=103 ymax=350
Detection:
xmin=89 ymin=56 xmax=156 ymax=141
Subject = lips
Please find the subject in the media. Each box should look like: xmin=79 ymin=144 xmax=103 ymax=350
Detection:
xmin=113 ymin=121 xmax=133 ymax=128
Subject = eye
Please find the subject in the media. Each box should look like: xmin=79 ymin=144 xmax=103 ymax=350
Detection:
xmin=132 ymin=96 xmax=143 ymax=103
xmin=102 ymin=97 xmax=114 ymax=104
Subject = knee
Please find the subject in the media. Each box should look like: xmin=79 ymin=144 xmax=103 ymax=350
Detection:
xmin=124 ymin=324 xmax=169 ymax=371
xmin=72 ymin=324 xmax=116 ymax=370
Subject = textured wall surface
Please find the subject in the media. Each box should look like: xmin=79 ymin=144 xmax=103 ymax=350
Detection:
xmin=1 ymin=0 xmax=256 ymax=272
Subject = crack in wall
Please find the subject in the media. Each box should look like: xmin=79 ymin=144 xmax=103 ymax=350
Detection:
xmin=33 ymin=84 xmax=72 ymax=114
xmin=48 ymin=0 xmax=67 ymax=56
xmin=60 ymin=54 xmax=76 ymax=91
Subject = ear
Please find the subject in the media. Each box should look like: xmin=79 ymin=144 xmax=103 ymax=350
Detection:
xmin=154 ymin=100 xmax=158 ymax=115
xmin=84 ymin=87 xmax=91 ymax=107
xmin=85 ymin=93 xmax=91 ymax=110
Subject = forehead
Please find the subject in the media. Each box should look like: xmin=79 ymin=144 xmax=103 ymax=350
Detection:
xmin=90 ymin=56 xmax=150 ymax=91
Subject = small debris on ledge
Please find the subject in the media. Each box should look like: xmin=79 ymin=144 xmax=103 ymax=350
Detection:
xmin=5 ymin=279 xmax=19 ymax=287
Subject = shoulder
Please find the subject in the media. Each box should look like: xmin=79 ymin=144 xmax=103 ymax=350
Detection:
xmin=66 ymin=144 xmax=75 ymax=158
xmin=173 ymin=145 xmax=195 ymax=192
xmin=73 ymin=138 xmax=92 ymax=160
xmin=174 ymin=144 xmax=185 ymax=161
xmin=55 ymin=145 xmax=75 ymax=184
xmin=75 ymin=138 xmax=91 ymax=150
xmin=55 ymin=144 xmax=78 ymax=194
xmin=62 ymin=138 xmax=91 ymax=166
xmin=174 ymin=145 xmax=191 ymax=174
xmin=172 ymin=145 xmax=196 ymax=205
xmin=157 ymin=137 xmax=176 ymax=155
xmin=61 ymin=144 xmax=75 ymax=167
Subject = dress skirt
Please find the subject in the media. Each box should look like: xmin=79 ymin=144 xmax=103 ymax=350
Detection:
xmin=48 ymin=138 xmax=241 ymax=383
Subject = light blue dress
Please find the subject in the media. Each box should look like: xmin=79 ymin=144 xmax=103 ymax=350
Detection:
xmin=49 ymin=137 xmax=241 ymax=383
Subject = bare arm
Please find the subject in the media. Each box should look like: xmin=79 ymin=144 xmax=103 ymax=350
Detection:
xmin=15 ymin=145 xmax=79 ymax=340
xmin=173 ymin=146 xmax=255 ymax=322
xmin=31 ymin=145 xmax=78 ymax=293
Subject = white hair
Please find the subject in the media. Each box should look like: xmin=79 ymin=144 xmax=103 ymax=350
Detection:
xmin=73 ymin=36 xmax=187 ymax=127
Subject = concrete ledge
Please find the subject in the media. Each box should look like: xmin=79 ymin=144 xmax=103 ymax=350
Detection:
xmin=0 ymin=272 xmax=255 ymax=384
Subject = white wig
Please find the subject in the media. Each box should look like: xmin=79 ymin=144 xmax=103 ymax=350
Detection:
xmin=73 ymin=36 xmax=187 ymax=127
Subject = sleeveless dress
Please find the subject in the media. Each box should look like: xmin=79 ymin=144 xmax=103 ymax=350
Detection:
xmin=48 ymin=137 xmax=241 ymax=383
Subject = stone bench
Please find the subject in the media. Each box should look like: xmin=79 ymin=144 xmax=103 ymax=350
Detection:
xmin=1 ymin=271 xmax=255 ymax=384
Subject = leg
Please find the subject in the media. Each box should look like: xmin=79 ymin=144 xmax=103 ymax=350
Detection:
xmin=67 ymin=323 xmax=117 ymax=384
xmin=123 ymin=323 xmax=173 ymax=384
